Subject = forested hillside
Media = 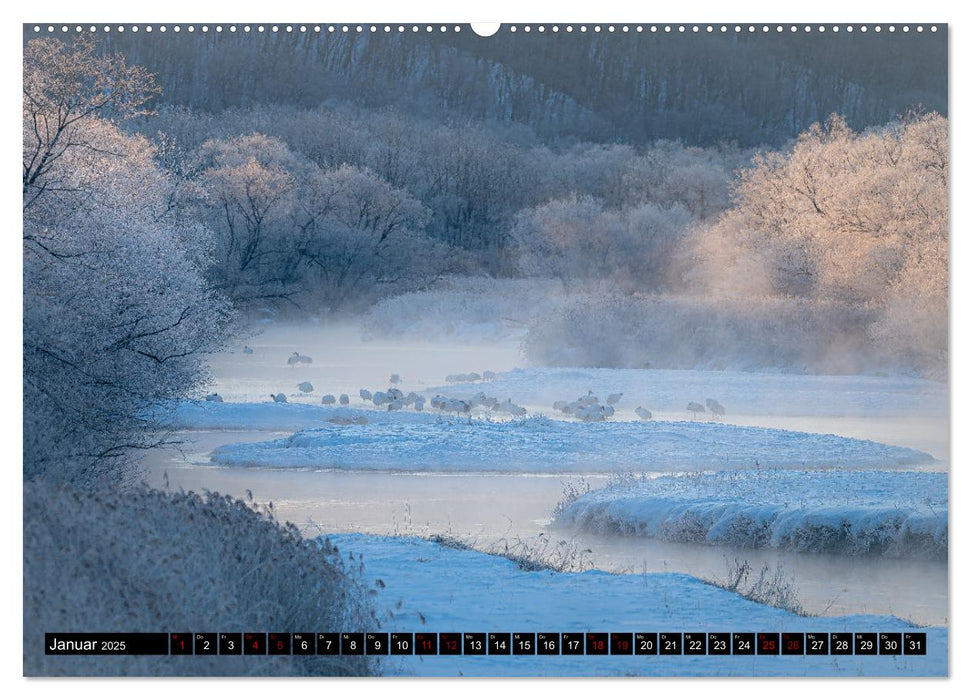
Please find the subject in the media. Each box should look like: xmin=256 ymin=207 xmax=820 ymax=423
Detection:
xmin=41 ymin=26 xmax=948 ymax=147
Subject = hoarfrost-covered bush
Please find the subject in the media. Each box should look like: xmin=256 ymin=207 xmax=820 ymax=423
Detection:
xmin=23 ymin=483 xmax=377 ymax=676
xmin=295 ymin=164 xmax=436 ymax=309
xmin=191 ymin=133 xmax=307 ymax=302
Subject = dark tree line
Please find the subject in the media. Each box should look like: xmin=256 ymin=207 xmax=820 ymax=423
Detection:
xmin=35 ymin=25 xmax=947 ymax=148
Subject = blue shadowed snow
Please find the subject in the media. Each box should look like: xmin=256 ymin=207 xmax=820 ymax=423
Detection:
xmin=326 ymin=533 xmax=946 ymax=676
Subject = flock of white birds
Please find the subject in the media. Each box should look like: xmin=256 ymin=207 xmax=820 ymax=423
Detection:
xmin=204 ymin=348 xmax=728 ymax=422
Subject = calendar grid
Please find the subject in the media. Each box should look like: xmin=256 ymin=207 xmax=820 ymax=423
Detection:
xmin=44 ymin=631 xmax=927 ymax=657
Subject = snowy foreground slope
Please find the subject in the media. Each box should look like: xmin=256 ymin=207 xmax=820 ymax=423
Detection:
xmin=556 ymin=470 xmax=947 ymax=559
xmin=327 ymin=534 xmax=945 ymax=677
xmin=189 ymin=403 xmax=935 ymax=472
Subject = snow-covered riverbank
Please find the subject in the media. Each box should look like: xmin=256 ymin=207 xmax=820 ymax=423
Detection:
xmin=327 ymin=533 xmax=946 ymax=676
xmin=555 ymin=470 xmax=947 ymax=558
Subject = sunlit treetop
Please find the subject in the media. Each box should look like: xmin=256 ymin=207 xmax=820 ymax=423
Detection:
xmin=23 ymin=38 xmax=161 ymax=203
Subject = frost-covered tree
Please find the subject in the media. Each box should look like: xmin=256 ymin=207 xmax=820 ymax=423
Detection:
xmin=624 ymin=202 xmax=694 ymax=289
xmin=188 ymin=132 xmax=436 ymax=309
xmin=510 ymin=195 xmax=694 ymax=291
xmin=694 ymin=113 xmax=948 ymax=375
xmin=296 ymin=165 xmax=433 ymax=308
xmin=23 ymin=37 xmax=160 ymax=212
xmin=23 ymin=39 xmax=234 ymax=485
xmin=420 ymin=125 xmax=532 ymax=258
xmin=510 ymin=195 xmax=623 ymax=284
xmin=193 ymin=133 xmax=307 ymax=303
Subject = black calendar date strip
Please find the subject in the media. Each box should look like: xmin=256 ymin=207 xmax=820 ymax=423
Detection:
xmin=46 ymin=632 xmax=927 ymax=656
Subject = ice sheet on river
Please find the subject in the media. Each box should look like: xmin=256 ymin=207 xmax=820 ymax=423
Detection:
xmin=191 ymin=403 xmax=936 ymax=472
xmin=555 ymin=470 xmax=947 ymax=559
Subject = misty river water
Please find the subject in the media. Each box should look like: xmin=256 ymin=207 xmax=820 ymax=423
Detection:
xmin=140 ymin=323 xmax=948 ymax=626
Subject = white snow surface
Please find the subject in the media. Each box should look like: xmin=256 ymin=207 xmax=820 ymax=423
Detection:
xmin=555 ymin=470 xmax=947 ymax=559
xmin=327 ymin=533 xmax=946 ymax=676
xmin=183 ymin=403 xmax=936 ymax=472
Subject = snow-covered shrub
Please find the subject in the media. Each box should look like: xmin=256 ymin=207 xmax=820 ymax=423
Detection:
xmin=774 ymin=511 xmax=945 ymax=558
xmin=773 ymin=519 xmax=855 ymax=556
xmin=709 ymin=560 xmax=806 ymax=616
xmin=662 ymin=510 xmax=713 ymax=544
xmin=188 ymin=133 xmax=439 ymax=310
xmin=23 ymin=483 xmax=377 ymax=676
xmin=551 ymin=477 xmax=594 ymax=521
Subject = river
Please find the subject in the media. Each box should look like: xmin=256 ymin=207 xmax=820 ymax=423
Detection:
xmin=140 ymin=323 xmax=949 ymax=626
